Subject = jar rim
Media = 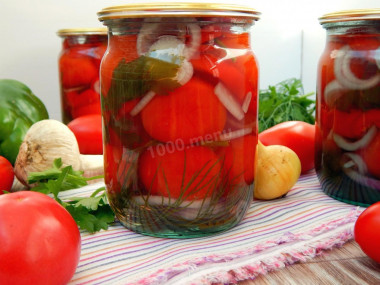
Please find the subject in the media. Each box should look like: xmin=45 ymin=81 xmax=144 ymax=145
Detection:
xmin=57 ymin=28 xmax=108 ymax=37
xmin=319 ymin=8 xmax=380 ymax=24
xmin=97 ymin=2 xmax=260 ymax=21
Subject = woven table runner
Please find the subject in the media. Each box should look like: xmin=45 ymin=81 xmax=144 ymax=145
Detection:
xmin=63 ymin=171 xmax=364 ymax=284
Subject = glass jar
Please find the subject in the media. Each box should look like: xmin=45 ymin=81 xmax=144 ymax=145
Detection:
xmin=57 ymin=28 xmax=108 ymax=124
xmin=98 ymin=3 xmax=260 ymax=238
xmin=316 ymin=9 xmax=380 ymax=207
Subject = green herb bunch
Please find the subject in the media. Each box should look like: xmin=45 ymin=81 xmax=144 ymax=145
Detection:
xmin=28 ymin=158 xmax=115 ymax=233
xmin=258 ymin=78 xmax=315 ymax=132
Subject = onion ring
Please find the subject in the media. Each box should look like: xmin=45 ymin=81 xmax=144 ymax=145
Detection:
xmin=214 ymin=82 xmax=245 ymax=121
xmin=333 ymin=125 xmax=377 ymax=151
xmin=323 ymin=80 xmax=347 ymax=108
xmin=334 ymin=45 xmax=380 ymax=90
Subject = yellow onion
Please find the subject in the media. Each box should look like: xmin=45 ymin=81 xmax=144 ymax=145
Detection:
xmin=254 ymin=141 xmax=301 ymax=200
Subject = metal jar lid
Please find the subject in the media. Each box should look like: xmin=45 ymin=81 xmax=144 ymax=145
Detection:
xmin=97 ymin=2 xmax=260 ymax=21
xmin=319 ymin=8 xmax=380 ymax=24
xmin=57 ymin=28 xmax=108 ymax=37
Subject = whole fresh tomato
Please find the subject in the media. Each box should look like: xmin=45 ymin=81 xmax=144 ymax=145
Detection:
xmin=0 ymin=191 xmax=81 ymax=285
xmin=259 ymin=121 xmax=315 ymax=174
xmin=354 ymin=201 xmax=380 ymax=263
xmin=68 ymin=114 xmax=103 ymax=154
xmin=0 ymin=156 xmax=14 ymax=194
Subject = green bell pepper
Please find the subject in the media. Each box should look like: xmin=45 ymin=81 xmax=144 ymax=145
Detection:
xmin=0 ymin=79 xmax=49 ymax=164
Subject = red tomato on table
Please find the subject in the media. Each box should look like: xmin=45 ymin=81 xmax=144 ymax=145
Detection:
xmin=0 ymin=156 xmax=14 ymax=194
xmin=259 ymin=121 xmax=315 ymax=174
xmin=354 ymin=201 xmax=380 ymax=263
xmin=68 ymin=114 xmax=103 ymax=154
xmin=0 ymin=191 xmax=81 ymax=285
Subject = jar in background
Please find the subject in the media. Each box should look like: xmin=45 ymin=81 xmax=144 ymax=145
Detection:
xmin=316 ymin=9 xmax=380 ymax=206
xmin=57 ymin=28 xmax=107 ymax=124
xmin=98 ymin=3 xmax=260 ymax=238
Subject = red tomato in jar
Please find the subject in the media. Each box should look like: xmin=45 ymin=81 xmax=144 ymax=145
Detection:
xmin=220 ymin=134 xmax=257 ymax=185
xmin=354 ymin=201 xmax=380 ymax=263
xmin=113 ymin=99 xmax=151 ymax=149
xmin=139 ymin=146 xmax=221 ymax=200
xmin=68 ymin=114 xmax=103 ymax=154
xmin=141 ymin=77 xmax=227 ymax=145
xmin=360 ymin=132 xmax=380 ymax=179
xmin=190 ymin=45 xmax=226 ymax=80
xmin=332 ymin=109 xmax=368 ymax=139
xmin=104 ymin=142 xmax=137 ymax=195
xmin=215 ymin=32 xmax=250 ymax=49
xmin=66 ymin=88 xmax=100 ymax=109
xmin=332 ymin=109 xmax=380 ymax=140
xmin=0 ymin=191 xmax=81 ymax=285
xmin=200 ymin=24 xmax=223 ymax=43
xmin=259 ymin=121 xmax=315 ymax=174
xmin=59 ymin=53 xmax=98 ymax=89
xmin=100 ymin=34 xmax=139 ymax=96
xmin=71 ymin=101 xmax=102 ymax=119
xmin=0 ymin=156 xmax=14 ymax=194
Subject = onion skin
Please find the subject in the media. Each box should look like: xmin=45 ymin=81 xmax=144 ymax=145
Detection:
xmin=254 ymin=141 xmax=301 ymax=200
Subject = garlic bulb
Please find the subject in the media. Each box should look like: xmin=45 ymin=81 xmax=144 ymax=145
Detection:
xmin=14 ymin=119 xmax=103 ymax=187
xmin=254 ymin=141 xmax=301 ymax=200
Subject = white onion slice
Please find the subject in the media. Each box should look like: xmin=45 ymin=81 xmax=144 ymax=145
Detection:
xmin=219 ymin=128 xmax=252 ymax=141
xmin=137 ymin=21 xmax=201 ymax=61
xmin=323 ymin=80 xmax=347 ymax=108
xmin=175 ymin=60 xmax=194 ymax=86
xmin=148 ymin=35 xmax=185 ymax=55
xmin=376 ymin=47 xmax=380 ymax=69
xmin=344 ymin=168 xmax=380 ymax=190
xmin=333 ymin=125 xmax=377 ymax=151
xmin=214 ymin=82 xmax=245 ymax=121
xmin=341 ymin=152 xmax=367 ymax=175
xmin=242 ymin=91 xmax=252 ymax=113
xmin=136 ymin=23 xmax=164 ymax=56
xmin=334 ymin=45 xmax=380 ymax=90
xmin=130 ymin=90 xmax=156 ymax=116
xmin=146 ymin=35 xmax=194 ymax=89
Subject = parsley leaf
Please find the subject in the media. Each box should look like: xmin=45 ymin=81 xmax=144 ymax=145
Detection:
xmin=28 ymin=158 xmax=115 ymax=233
xmin=258 ymin=78 xmax=315 ymax=132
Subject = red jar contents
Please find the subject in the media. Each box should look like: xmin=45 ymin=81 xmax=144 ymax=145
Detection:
xmin=98 ymin=4 xmax=260 ymax=238
xmin=316 ymin=10 xmax=380 ymax=206
xmin=57 ymin=28 xmax=107 ymax=124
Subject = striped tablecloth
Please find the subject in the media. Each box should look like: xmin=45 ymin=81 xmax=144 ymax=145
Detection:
xmin=64 ymin=172 xmax=364 ymax=285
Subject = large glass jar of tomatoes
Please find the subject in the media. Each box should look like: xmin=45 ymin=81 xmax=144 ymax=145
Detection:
xmin=98 ymin=3 xmax=260 ymax=238
xmin=316 ymin=9 xmax=380 ymax=206
xmin=57 ymin=28 xmax=107 ymax=124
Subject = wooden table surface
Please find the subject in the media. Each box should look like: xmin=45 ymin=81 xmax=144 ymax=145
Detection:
xmin=233 ymin=240 xmax=380 ymax=284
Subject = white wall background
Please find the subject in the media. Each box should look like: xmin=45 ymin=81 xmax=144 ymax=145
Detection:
xmin=0 ymin=0 xmax=378 ymax=121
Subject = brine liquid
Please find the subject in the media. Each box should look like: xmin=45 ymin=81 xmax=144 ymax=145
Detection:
xmin=316 ymin=30 xmax=380 ymax=207
xmin=100 ymin=18 xmax=259 ymax=237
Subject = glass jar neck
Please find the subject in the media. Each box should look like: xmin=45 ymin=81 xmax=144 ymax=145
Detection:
xmin=62 ymin=34 xmax=108 ymax=48
xmin=322 ymin=20 xmax=380 ymax=36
